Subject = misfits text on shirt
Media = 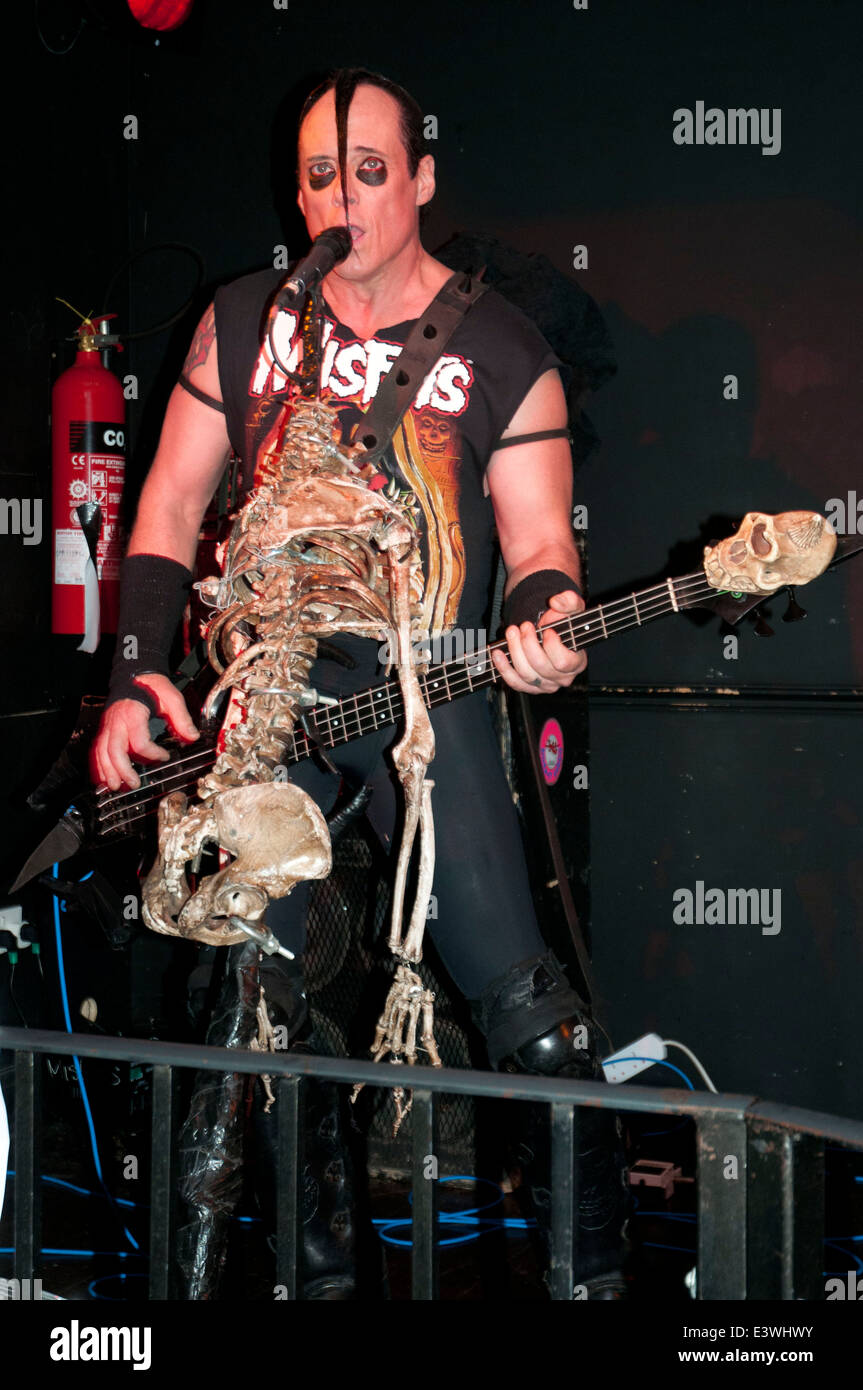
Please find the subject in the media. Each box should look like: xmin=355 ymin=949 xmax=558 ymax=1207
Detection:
xmin=249 ymin=308 xmax=475 ymax=415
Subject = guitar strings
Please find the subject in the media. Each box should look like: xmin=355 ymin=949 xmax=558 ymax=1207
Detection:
xmin=95 ymin=573 xmax=720 ymax=830
xmin=94 ymin=573 xmax=720 ymax=829
xmin=95 ymin=572 xmax=722 ymax=831
xmin=97 ymin=628 xmax=711 ymax=831
xmin=301 ymin=575 xmax=718 ymax=743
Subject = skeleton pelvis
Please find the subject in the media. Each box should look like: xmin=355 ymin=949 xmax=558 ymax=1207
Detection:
xmin=141 ymin=781 xmax=332 ymax=947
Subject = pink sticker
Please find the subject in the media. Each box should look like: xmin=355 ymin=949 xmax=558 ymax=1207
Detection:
xmin=539 ymin=718 xmax=564 ymax=786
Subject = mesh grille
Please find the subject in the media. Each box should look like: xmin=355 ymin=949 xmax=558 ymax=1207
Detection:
xmin=306 ymin=823 xmax=476 ymax=1175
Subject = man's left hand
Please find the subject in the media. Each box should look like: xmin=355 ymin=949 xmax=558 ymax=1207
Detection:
xmin=492 ymin=589 xmax=587 ymax=694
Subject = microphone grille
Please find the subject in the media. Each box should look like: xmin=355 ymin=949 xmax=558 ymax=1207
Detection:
xmin=322 ymin=225 xmax=353 ymax=257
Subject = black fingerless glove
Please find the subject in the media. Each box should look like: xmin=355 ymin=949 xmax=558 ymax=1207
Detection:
xmin=105 ymin=554 xmax=193 ymax=716
xmin=502 ymin=568 xmax=584 ymax=629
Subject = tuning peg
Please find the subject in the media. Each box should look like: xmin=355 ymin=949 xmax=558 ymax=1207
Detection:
xmin=782 ymin=586 xmax=807 ymax=623
xmin=752 ymin=612 xmax=774 ymax=637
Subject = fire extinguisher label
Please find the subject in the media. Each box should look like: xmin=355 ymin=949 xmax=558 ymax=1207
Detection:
xmin=68 ymin=421 xmax=126 ymax=453
xmin=54 ymin=529 xmax=90 ymax=586
xmin=58 ymin=420 xmax=126 ymax=586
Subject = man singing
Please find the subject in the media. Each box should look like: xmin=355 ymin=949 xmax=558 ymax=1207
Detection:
xmin=92 ymin=67 xmax=628 ymax=1299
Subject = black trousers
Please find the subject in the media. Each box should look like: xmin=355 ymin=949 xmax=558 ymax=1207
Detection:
xmin=262 ymin=636 xmax=629 ymax=1289
xmin=265 ymin=634 xmax=549 ymax=1001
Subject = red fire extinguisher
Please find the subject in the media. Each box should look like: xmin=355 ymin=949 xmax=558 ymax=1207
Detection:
xmin=51 ymin=313 xmax=126 ymax=649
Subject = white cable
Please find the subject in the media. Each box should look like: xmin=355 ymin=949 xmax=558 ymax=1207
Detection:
xmin=663 ymin=1039 xmax=719 ymax=1093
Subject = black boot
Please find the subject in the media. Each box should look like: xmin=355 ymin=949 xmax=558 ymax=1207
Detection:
xmin=506 ymin=1051 xmax=631 ymax=1299
xmin=252 ymin=957 xmax=358 ymax=1300
xmin=472 ymin=951 xmax=631 ymax=1299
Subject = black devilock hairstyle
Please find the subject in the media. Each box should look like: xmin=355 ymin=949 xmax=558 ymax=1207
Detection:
xmin=297 ymin=66 xmax=427 ymax=184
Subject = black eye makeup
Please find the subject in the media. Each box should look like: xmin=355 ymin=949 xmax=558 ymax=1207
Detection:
xmin=306 ymin=157 xmax=387 ymax=191
xmin=308 ymin=164 xmax=337 ymax=190
xmin=356 ymin=157 xmax=387 ymax=186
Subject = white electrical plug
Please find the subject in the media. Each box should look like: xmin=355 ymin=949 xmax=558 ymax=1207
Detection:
xmin=0 ymin=906 xmax=28 ymax=957
xmin=601 ymin=1032 xmax=667 ymax=1084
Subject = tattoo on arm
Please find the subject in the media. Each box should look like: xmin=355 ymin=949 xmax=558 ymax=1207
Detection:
xmin=183 ymin=303 xmax=216 ymax=374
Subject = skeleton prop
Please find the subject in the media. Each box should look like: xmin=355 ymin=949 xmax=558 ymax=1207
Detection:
xmin=141 ymin=391 xmax=444 ymax=1128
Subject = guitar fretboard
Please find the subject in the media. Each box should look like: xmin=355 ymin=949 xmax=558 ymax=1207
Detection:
xmin=92 ymin=569 xmax=719 ymax=841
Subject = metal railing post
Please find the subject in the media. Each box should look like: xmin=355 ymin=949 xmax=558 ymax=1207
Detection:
xmin=275 ymin=1074 xmax=303 ymax=1300
xmin=411 ymin=1089 xmax=438 ymax=1300
xmin=13 ymin=1050 xmax=39 ymax=1286
xmin=697 ymin=1110 xmax=748 ymax=1299
xmin=747 ymin=1120 xmax=825 ymax=1301
xmin=149 ymin=1064 xmax=174 ymax=1300
xmin=549 ymin=1101 xmax=578 ymax=1300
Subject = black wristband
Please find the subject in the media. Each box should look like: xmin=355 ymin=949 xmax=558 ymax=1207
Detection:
xmin=106 ymin=554 xmax=193 ymax=714
xmin=502 ymin=568 xmax=584 ymax=629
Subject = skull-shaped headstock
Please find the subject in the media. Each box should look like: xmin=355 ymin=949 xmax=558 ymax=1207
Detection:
xmin=703 ymin=511 xmax=836 ymax=594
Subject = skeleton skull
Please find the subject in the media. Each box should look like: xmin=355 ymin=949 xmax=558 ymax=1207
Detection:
xmin=703 ymin=510 xmax=836 ymax=594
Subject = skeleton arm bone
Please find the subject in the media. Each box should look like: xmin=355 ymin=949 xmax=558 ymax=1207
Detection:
xmin=385 ymin=542 xmax=436 ymax=959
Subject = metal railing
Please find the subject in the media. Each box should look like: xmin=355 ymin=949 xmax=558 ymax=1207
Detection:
xmin=2 ymin=1024 xmax=863 ymax=1300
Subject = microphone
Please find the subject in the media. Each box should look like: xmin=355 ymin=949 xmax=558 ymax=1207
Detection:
xmin=277 ymin=226 xmax=353 ymax=304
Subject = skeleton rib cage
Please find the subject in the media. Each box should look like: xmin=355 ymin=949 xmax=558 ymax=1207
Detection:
xmin=141 ymin=393 xmax=442 ymax=1129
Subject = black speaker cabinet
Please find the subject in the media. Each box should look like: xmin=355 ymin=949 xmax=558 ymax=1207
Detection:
xmin=587 ymin=693 xmax=863 ymax=1121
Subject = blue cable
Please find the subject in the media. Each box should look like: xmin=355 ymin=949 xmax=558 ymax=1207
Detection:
xmin=1 ymin=1247 xmax=140 ymax=1259
xmin=88 ymin=1273 xmax=148 ymax=1300
xmin=6 ymin=1171 xmax=138 ymax=1208
xmin=4 ymin=1172 xmax=263 ymax=1226
xmin=606 ymin=1057 xmax=695 ymax=1137
xmin=824 ymin=1241 xmax=863 ymax=1275
xmin=6 ymin=1172 xmax=265 ymax=1223
xmin=372 ymin=1175 xmax=535 ymax=1249
xmin=376 ymin=1064 xmax=700 ymax=1249
xmin=51 ymin=865 xmax=138 ymax=1252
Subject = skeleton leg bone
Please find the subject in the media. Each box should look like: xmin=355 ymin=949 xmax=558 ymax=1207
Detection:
xmin=398 ymin=780 xmax=436 ymax=963
xmin=349 ymin=544 xmax=443 ymax=1131
xmin=384 ymin=542 xmax=436 ymax=958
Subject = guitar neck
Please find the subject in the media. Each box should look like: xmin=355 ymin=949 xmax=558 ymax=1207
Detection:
xmin=92 ymin=568 xmax=715 ymax=842
xmin=307 ymin=570 xmax=714 ymax=743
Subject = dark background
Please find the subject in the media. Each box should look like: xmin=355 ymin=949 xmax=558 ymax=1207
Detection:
xmin=2 ymin=0 xmax=861 ymax=1117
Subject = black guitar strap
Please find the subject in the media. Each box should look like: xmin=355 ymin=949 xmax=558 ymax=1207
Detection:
xmin=516 ymin=690 xmax=597 ymax=1007
xmin=348 ymin=269 xmax=489 ymax=466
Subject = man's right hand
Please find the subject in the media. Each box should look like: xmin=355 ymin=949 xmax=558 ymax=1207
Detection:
xmin=90 ymin=674 xmax=199 ymax=792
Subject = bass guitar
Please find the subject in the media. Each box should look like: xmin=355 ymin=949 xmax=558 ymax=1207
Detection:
xmin=13 ymin=509 xmax=860 ymax=889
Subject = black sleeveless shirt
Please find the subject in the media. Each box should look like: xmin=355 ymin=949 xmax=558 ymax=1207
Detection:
xmin=214 ymin=267 xmax=561 ymax=633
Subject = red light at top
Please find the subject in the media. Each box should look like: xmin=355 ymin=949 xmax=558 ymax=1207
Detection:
xmin=127 ymin=0 xmax=195 ymax=32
